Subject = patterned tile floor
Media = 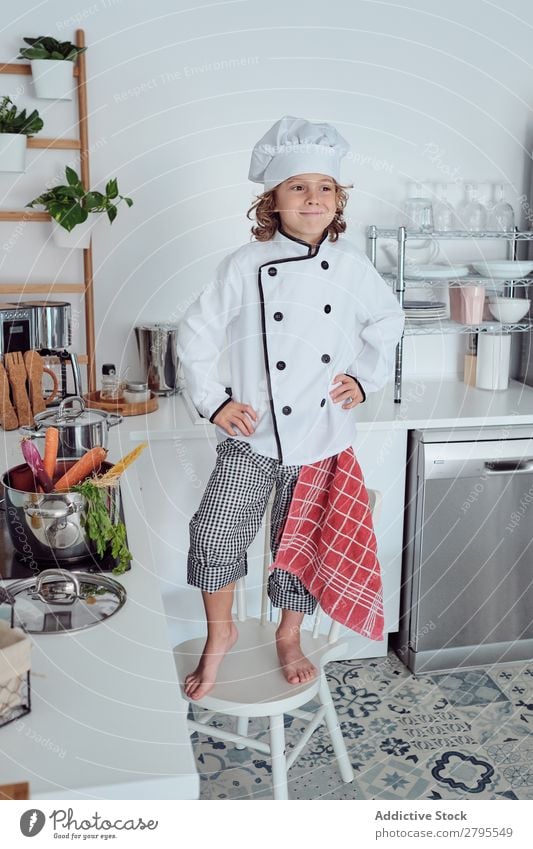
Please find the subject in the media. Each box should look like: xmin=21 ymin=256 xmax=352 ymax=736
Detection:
xmin=190 ymin=651 xmax=533 ymax=800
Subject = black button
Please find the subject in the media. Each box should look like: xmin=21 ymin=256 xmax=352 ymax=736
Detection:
xmin=274 ymin=311 xmax=283 ymax=321
xmin=276 ymin=361 xmax=286 ymax=370
xmin=324 ymin=304 xmax=331 ymax=314
xmin=321 ymin=354 xmax=331 ymax=363
xmin=320 ymin=398 xmax=326 ymax=407
xmin=321 ymin=260 xmax=329 ymax=270
xmin=282 ymin=406 xmax=292 ymax=415
xmin=268 ymin=267 xmax=277 ymax=277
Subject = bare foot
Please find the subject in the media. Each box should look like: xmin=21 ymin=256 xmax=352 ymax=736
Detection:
xmin=184 ymin=623 xmax=238 ymax=701
xmin=276 ymin=626 xmax=317 ymax=685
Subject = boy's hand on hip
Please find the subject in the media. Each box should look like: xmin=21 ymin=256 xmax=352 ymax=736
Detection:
xmin=330 ymin=374 xmax=363 ymax=409
xmin=213 ymin=400 xmax=258 ymax=436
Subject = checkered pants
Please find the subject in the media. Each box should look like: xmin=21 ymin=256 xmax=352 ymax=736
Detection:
xmin=187 ymin=439 xmax=318 ymax=614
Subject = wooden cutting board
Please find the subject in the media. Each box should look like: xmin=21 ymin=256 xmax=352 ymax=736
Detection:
xmin=0 ymin=781 xmax=29 ymax=800
xmin=83 ymin=391 xmax=158 ymax=417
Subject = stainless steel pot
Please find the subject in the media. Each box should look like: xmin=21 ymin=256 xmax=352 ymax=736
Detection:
xmin=2 ymin=460 xmax=119 ymax=565
xmin=20 ymin=396 xmax=122 ymax=458
xmin=24 ymin=300 xmax=71 ymax=350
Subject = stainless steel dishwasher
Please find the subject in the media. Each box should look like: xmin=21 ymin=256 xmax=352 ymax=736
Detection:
xmin=393 ymin=425 xmax=533 ymax=674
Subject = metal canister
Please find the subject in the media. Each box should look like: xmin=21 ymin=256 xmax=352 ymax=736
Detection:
xmin=134 ymin=323 xmax=179 ymax=395
xmin=24 ymin=301 xmax=72 ymax=350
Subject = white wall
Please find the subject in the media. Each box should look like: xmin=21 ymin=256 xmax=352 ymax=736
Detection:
xmin=1 ymin=0 xmax=532 ymax=386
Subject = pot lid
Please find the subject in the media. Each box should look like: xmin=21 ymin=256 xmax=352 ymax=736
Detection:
xmin=32 ymin=396 xmax=109 ymax=429
xmin=6 ymin=569 xmax=126 ymax=634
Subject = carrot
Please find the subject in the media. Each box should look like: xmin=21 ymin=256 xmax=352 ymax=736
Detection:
xmin=43 ymin=426 xmax=59 ymax=480
xmin=53 ymin=446 xmax=107 ymax=491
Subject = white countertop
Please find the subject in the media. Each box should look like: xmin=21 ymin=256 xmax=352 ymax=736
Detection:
xmin=115 ymin=379 xmax=533 ymax=444
xmin=0 ymin=456 xmax=199 ymax=801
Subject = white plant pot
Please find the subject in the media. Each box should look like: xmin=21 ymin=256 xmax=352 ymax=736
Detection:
xmin=52 ymin=217 xmax=94 ymax=249
xmin=31 ymin=59 xmax=74 ymax=100
xmin=0 ymin=133 xmax=27 ymax=172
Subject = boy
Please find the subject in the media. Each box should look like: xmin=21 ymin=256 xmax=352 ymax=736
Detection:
xmin=177 ymin=116 xmax=404 ymax=700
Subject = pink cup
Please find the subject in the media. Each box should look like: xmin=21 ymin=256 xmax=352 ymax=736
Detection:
xmin=449 ymin=285 xmax=486 ymax=325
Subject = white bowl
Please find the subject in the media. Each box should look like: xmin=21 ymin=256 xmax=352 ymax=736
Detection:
xmin=472 ymin=260 xmax=533 ymax=279
xmin=487 ymin=297 xmax=530 ymax=323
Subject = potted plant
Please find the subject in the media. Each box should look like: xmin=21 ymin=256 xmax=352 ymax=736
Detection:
xmin=0 ymin=95 xmax=43 ymax=172
xmin=18 ymin=36 xmax=87 ymax=100
xmin=27 ymin=166 xmax=133 ymax=248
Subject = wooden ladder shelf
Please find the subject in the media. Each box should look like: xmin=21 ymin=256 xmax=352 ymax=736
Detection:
xmin=0 ymin=28 xmax=96 ymax=392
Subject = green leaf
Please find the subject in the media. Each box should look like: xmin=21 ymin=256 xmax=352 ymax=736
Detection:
xmin=55 ymin=186 xmax=79 ymax=199
xmin=123 ymin=196 xmax=134 ymax=207
xmin=73 ymin=480 xmax=131 ymax=575
xmin=65 ymin=166 xmax=80 ymax=187
xmin=18 ymin=47 xmax=49 ymax=60
xmin=19 ymin=36 xmax=86 ymax=61
xmin=84 ymin=191 xmax=104 ymax=211
xmin=107 ymin=205 xmax=118 ymax=224
xmin=56 ymin=203 xmax=87 ymax=231
xmin=106 ymin=178 xmax=118 ymax=200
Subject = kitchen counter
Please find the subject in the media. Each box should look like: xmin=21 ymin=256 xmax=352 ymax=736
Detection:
xmin=0 ymin=447 xmax=199 ymax=800
xmin=114 ymin=378 xmax=533 ymax=444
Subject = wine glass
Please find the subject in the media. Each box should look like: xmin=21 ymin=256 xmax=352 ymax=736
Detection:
xmin=433 ymin=182 xmax=456 ymax=231
xmin=403 ymin=182 xmax=434 ymax=233
xmin=456 ymin=182 xmax=487 ymax=231
xmin=487 ymin=183 xmax=515 ymax=231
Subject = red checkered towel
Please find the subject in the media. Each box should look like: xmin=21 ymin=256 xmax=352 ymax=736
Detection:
xmin=272 ymin=447 xmax=384 ymax=640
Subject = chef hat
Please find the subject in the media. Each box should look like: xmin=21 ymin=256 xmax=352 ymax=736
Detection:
xmin=248 ymin=116 xmax=351 ymax=191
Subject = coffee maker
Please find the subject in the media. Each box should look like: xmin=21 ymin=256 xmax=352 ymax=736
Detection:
xmin=0 ymin=301 xmax=82 ymax=400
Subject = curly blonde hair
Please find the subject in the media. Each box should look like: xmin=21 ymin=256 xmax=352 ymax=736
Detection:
xmin=247 ymin=180 xmax=350 ymax=242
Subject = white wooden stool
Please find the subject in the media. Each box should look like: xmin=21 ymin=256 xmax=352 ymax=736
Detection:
xmin=174 ymin=489 xmax=382 ymax=799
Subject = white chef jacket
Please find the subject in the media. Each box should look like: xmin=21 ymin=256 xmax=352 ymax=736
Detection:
xmin=177 ymin=228 xmax=404 ymax=465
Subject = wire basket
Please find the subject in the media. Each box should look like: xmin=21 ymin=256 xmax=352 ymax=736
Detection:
xmin=0 ymin=669 xmax=31 ymax=729
xmin=0 ymin=588 xmax=31 ymax=729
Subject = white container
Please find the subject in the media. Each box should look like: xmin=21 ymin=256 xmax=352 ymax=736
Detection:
xmin=31 ymin=59 xmax=74 ymax=100
xmin=123 ymin=381 xmax=150 ymax=404
xmin=0 ymin=133 xmax=27 ymax=172
xmin=476 ymin=333 xmax=511 ymax=391
xmin=52 ymin=218 xmax=94 ymax=249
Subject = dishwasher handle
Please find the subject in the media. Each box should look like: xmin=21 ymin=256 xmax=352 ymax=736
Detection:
xmin=484 ymin=459 xmax=533 ymax=474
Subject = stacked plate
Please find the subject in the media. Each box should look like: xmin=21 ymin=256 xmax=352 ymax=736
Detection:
xmin=404 ymin=264 xmax=470 ymax=280
xmin=403 ymin=300 xmax=447 ymax=321
xmin=470 ymin=260 xmax=533 ymax=279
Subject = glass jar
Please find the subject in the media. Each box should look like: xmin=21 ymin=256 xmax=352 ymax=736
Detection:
xmin=123 ymin=381 xmax=150 ymax=404
xmin=100 ymin=363 xmax=123 ymax=401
